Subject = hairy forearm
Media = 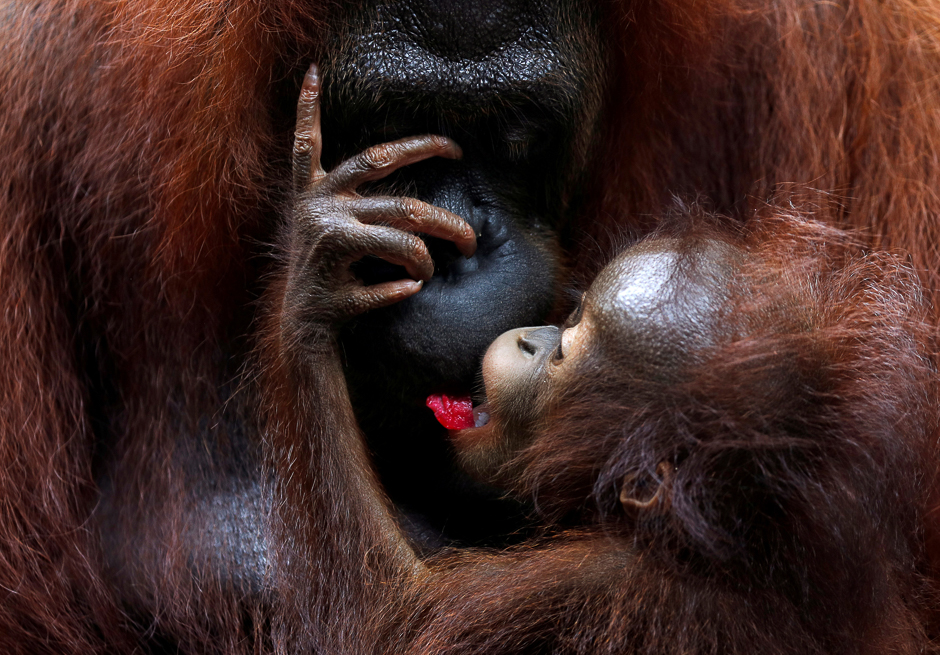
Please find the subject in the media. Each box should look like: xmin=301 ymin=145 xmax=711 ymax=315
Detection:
xmin=260 ymin=280 xmax=419 ymax=651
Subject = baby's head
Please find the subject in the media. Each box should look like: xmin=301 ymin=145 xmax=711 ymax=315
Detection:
xmin=454 ymin=230 xmax=738 ymax=482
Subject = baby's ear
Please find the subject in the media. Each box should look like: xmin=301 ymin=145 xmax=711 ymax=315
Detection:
xmin=620 ymin=461 xmax=675 ymax=517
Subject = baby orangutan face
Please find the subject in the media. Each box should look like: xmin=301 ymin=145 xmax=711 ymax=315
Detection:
xmin=452 ymin=236 xmax=738 ymax=487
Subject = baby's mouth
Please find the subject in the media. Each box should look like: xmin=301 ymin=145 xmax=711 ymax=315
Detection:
xmin=471 ymin=403 xmax=490 ymax=428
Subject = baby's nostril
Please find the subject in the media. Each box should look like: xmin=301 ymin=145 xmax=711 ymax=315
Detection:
xmin=518 ymin=335 xmax=538 ymax=357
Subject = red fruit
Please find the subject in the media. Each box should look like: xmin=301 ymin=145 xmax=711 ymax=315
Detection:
xmin=426 ymin=393 xmax=474 ymax=430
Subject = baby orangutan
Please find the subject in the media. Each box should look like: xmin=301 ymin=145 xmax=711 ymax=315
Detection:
xmin=262 ymin=66 xmax=940 ymax=654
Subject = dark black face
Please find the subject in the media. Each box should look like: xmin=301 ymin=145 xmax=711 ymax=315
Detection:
xmin=304 ymin=0 xmax=606 ymax=545
xmin=319 ymin=0 xmax=606 ymax=409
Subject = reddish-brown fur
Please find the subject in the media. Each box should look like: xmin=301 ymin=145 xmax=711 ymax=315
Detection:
xmin=2 ymin=0 xmax=940 ymax=652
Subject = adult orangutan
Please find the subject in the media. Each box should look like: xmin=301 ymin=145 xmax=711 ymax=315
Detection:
xmin=2 ymin=0 xmax=940 ymax=652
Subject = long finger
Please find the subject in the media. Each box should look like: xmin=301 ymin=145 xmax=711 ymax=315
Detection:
xmin=341 ymin=279 xmax=424 ymax=317
xmin=320 ymin=136 xmax=463 ymax=195
xmin=343 ymin=223 xmax=436 ymax=281
xmin=293 ymin=63 xmax=326 ymax=191
xmin=347 ymin=197 xmax=477 ymax=258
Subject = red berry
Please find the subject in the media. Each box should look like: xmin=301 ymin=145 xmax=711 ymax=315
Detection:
xmin=426 ymin=393 xmax=474 ymax=430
